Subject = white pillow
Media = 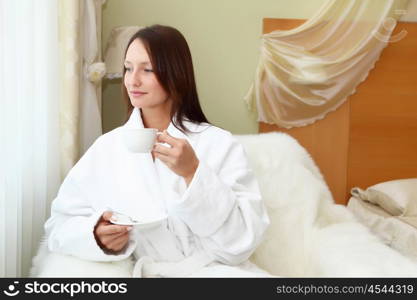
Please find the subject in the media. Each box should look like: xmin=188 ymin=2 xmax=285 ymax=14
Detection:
xmin=351 ymin=178 xmax=417 ymax=216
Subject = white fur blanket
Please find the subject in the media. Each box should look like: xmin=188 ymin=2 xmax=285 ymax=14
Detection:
xmin=30 ymin=132 xmax=417 ymax=277
xmin=237 ymin=133 xmax=417 ymax=277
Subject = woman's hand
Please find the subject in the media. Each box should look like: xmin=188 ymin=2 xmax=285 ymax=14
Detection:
xmin=94 ymin=211 xmax=132 ymax=253
xmin=152 ymin=130 xmax=199 ymax=185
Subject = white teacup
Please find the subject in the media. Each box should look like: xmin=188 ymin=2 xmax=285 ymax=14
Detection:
xmin=122 ymin=128 xmax=158 ymax=153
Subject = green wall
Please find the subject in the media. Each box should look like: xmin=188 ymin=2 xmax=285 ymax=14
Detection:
xmin=102 ymin=0 xmax=327 ymax=134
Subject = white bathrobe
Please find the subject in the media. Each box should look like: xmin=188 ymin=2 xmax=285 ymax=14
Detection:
xmin=44 ymin=108 xmax=270 ymax=277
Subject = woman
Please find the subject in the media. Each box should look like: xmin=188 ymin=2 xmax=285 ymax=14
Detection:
xmin=45 ymin=25 xmax=270 ymax=277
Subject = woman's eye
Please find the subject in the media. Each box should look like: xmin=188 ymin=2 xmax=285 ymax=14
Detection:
xmin=124 ymin=66 xmax=132 ymax=72
xmin=144 ymin=68 xmax=153 ymax=73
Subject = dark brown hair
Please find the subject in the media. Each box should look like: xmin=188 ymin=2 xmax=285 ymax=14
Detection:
xmin=122 ymin=24 xmax=210 ymax=133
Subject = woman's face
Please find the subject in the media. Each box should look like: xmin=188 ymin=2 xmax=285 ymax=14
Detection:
xmin=124 ymin=39 xmax=169 ymax=109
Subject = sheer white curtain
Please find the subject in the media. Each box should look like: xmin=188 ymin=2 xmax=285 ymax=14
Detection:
xmin=81 ymin=0 xmax=105 ymax=154
xmin=59 ymin=0 xmax=104 ymax=177
xmin=245 ymin=0 xmax=409 ymax=128
xmin=0 ymin=0 xmax=61 ymax=277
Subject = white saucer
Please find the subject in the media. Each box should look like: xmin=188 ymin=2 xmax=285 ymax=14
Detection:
xmin=109 ymin=212 xmax=167 ymax=229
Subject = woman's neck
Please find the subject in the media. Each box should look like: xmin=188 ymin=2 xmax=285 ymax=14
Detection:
xmin=140 ymin=103 xmax=172 ymax=132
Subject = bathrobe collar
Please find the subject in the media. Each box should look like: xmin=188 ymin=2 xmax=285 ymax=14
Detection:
xmin=123 ymin=107 xmax=208 ymax=142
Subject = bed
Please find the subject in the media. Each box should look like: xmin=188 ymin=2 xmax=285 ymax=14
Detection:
xmin=347 ymin=178 xmax=417 ymax=262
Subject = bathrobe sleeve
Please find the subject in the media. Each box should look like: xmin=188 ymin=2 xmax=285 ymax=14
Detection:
xmin=44 ymin=137 xmax=137 ymax=262
xmin=173 ymin=130 xmax=270 ymax=265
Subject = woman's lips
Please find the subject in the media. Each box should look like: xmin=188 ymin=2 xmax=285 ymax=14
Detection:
xmin=130 ymin=91 xmax=147 ymax=97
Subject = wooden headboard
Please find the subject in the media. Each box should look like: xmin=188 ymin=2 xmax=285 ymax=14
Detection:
xmin=260 ymin=18 xmax=417 ymax=205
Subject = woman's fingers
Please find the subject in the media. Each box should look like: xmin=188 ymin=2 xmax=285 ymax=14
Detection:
xmin=156 ymin=130 xmax=181 ymax=147
xmin=153 ymin=143 xmax=172 ymax=156
xmin=105 ymin=232 xmax=130 ymax=252
xmin=154 ymin=134 xmax=188 ymax=161
xmin=153 ymin=149 xmax=175 ymax=164
xmin=100 ymin=228 xmax=129 ymax=244
xmin=152 ymin=130 xmax=198 ymax=181
xmin=97 ymin=225 xmax=131 ymax=252
xmin=101 ymin=211 xmax=113 ymax=222
xmin=96 ymin=223 xmax=131 ymax=236
xmin=101 ymin=232 xmax=129 ymax=249
xmin=94 ymin=211 xmax=132 ymax=252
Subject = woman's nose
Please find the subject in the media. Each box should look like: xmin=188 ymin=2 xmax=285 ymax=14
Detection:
xmin=127 ymin=72 xmax=141 ymax=86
